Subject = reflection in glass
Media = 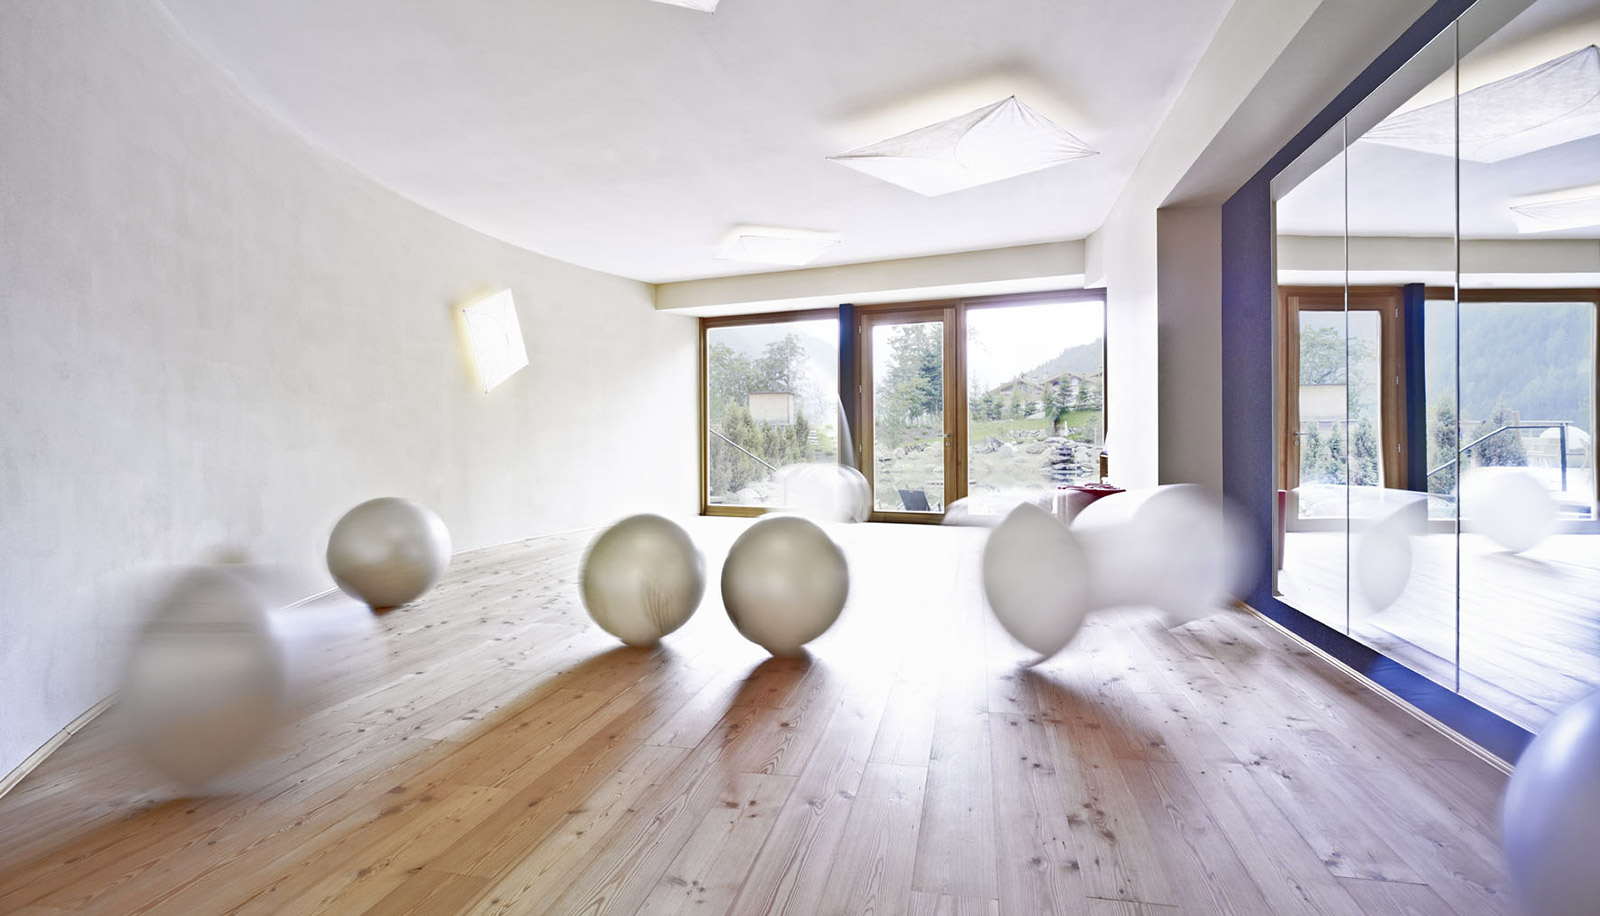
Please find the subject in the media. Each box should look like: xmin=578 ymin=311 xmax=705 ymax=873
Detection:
xmin=871 ymin=320 xmax=945 ymax=512
xmin=1269 ymin=0 xmax=1600 ymax=734
xmin=1455 ymin=0 xmax=1600 ymax=730
xmin=965 ymin=299 xmax=1104 ymax=498
xmin=1339 ymin=25 xmax=1460 ymax=691
xmin=1274 ymin=123 xmax=1348 ymax=636
xmin=705 ymin=318 xmax=840 ymax=509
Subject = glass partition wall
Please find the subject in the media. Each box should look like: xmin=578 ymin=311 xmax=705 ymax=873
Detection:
xmin=1271 ymin=0 xmax=1600 ymax=732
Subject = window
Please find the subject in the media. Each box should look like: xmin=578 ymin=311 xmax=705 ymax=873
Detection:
xmin=701 ymin=313 xmax=840 ymax=514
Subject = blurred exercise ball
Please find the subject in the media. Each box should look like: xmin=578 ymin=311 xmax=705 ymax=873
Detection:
xmin=721 ymin=515 xmax=848 ymax=655
xmin=1504 ymin=690 xmax=1600 ymax=916
xmin=775 ymin=463 xmax=871 ymax=523
xmin=944 ymin=490 xmax=1053 ymax=527
xmin=581 ymin=514 xmax=706 ymax=646
xmin=1464 ymin=469 xmax=1555 ymax=554
xmin=1355 ymin=497 xmax=1425 ymax=612
xmin=1073 ymin=484 xmax=1253 ymax=626
xmin=982 ymin=502 xmax=1090 ymax=659
xmin=326 ymin=497 xmax=451 ymax=608
xmin=119 ymin=567 xmax=288 ymax=788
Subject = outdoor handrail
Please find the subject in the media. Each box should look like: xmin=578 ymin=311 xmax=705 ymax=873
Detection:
xmin=708 ymin=427 xmax=779 ymax=473
xmin=1426 ymin=421 xmax=1573 ymax=491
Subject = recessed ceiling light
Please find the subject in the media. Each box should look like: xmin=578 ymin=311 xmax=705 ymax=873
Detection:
xmin=645 ymin=0 xmax=718 ymax=10
xmin=714 ymin=228 xmax=841 ymax=267
xmin=1362 ymin=45 xmax=1600 ymax=162
xmin=827 ymin=96 xmax=1096 ymax=196
xmin=1511 ymin=192 xmax=1600 ymax=233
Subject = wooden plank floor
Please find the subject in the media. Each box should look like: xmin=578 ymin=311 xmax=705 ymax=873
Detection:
xmin=1280 ymin=529 xmax=1600 ymax=730
xmin=0 ymin=518 xmax=1516 ymax=915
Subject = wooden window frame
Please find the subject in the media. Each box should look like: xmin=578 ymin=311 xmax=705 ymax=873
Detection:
xmin=1277 ymin=285 xmax=1408 ymax=495
xmin=698 ymin=290 xmax=1108 ymax=522
xmin=699 ymin=308 xmax=841 ymax=518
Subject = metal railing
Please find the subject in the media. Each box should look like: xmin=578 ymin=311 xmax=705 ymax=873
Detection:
xmin=708 ymin=428 xmax=778 ymax=473
xmin=1426 ymin=421 xmax=1576 ymax=491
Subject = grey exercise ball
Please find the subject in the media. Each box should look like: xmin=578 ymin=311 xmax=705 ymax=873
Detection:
xmin=326 ymin=497 xmax=451 ymax=608
xmin=720 ymin=514 xmax=848 ymax=656
xmin=119 ymin=567 xmax=287 ymax=788
xmin=982 ymin=502 xmax=1090 ymax=660
xmin=580 ymin=514 xmax=706 ymax=646
xmin=1504 ymin=690 xmax=1600 ymax=916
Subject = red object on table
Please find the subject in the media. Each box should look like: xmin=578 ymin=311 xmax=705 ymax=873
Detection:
xmin=1053 ymin=483 xmax=1125 ymax=522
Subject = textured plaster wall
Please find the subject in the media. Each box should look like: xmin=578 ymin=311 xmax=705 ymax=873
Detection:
xmin=0 ymin=0 xmax=698 ymax=776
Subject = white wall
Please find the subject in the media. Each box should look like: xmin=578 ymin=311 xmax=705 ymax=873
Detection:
xmin=0 ymin=0 xmax=698 ymax=777
xmin=1086 ymin=0 xmax=1326 ymax=488
xmin=1157 ymin=208 xmax=1225 ymax=488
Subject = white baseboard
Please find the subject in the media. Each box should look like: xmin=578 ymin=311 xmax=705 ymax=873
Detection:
xmin=0 ymin=695 xmax=117 ymax=803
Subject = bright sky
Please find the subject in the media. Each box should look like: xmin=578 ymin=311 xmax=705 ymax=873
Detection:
xmin=965 ymin=300 xmax=1104 ymax=390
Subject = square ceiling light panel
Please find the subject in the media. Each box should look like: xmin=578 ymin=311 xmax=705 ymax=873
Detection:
xmin=715 ymin=229 xmax=842 ymax=267
xmin=1511 ymin=192 xmax=1600 ymax=233
xmin=645 ymin=0 xmax=718 ymax=10
xmin=1361 ymin=45 xmax=1600 ymax=162
xmin=461 ymin=289 xmax=529 ymax=393
xmin=828 ymin=96 xmax=1097 ymax=196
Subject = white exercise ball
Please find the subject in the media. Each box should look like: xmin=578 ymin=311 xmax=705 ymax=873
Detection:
xmin=944 ymin=489 xmax=1054 ymax=527
xmin=326 ymin=497 xmax=451 ymax=608
xmin=1073 ymin=484 xmax=1254 ymax=625
xmin=1463 ymin=469 xmax=1555 ymax=554
xmin=774 ymin=463 xmax=871 ymax=523
xmin=119 ymin=567 xmax=288 ymax=789
xmin=1504 ymin=691 xmax=1600 ymax=916
xmin=982 ymin=502 xmax=1090 ymax=659
xmin=721 ymin=515 xmax=848 ymax=655
xmin=581 ymin=514 xmax=706 ymax=646
xmin=1354 ymin=497 xmax=1426 ymax=612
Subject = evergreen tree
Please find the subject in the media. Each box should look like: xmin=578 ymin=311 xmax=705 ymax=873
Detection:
xmin=1302 ymin=424 xmax=1330 ymax=484
xmin=1428 ymin=396 xmax=1458 ymax=496
xmin=1324 ymin=424 xmax=1347 ymax=484
xmin=1350 ymin=419 xmax=1381 ymax=486
xmin=1473 ymin=400 xmax=1528 ymax=468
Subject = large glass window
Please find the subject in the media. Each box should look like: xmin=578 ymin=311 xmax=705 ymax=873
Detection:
xmin=703 ymin=315 xmax=840 ymax=512
xmin=702 ymin=293 xmax=1106 ymax=520
xmin=965 ymin=298 xmax=1105 ymax=496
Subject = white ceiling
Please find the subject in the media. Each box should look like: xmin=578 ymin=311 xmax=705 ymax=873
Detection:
xmin=154 ymin=0 xmax=1234 ymax=283
xmin=1277 ymin=0 xmax=1600 ymax=242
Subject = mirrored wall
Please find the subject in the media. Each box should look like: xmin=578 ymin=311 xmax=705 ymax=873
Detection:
xmin=1271 ymin=0 xmax=1600 ymax=732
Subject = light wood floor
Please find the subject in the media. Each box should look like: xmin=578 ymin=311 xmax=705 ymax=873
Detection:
xmin=1280 ymin=529 xmax=1600 ymax=730
xmin=0 ymin=519 xmax=1516 ymax=915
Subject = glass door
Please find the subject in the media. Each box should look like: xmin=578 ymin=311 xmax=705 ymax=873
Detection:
xmin=964 ymin=298 xmax=1105 ymax=499
xmin=860 ymin=309 xmax=956 ymax=519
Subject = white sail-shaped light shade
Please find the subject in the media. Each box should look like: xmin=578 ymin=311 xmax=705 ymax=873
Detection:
xmin=1361 ymin=45 xmax=1600 ymax=162
xmin=1511 ymin=193 xmax=1600 ymax=233
xmin=828 ymin=96 xmax=1097 ymax=196
xmin=461 ymin=289 xmax=529 ymax=393
xmin=646 ymin=0 xmax=718 ymax=10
